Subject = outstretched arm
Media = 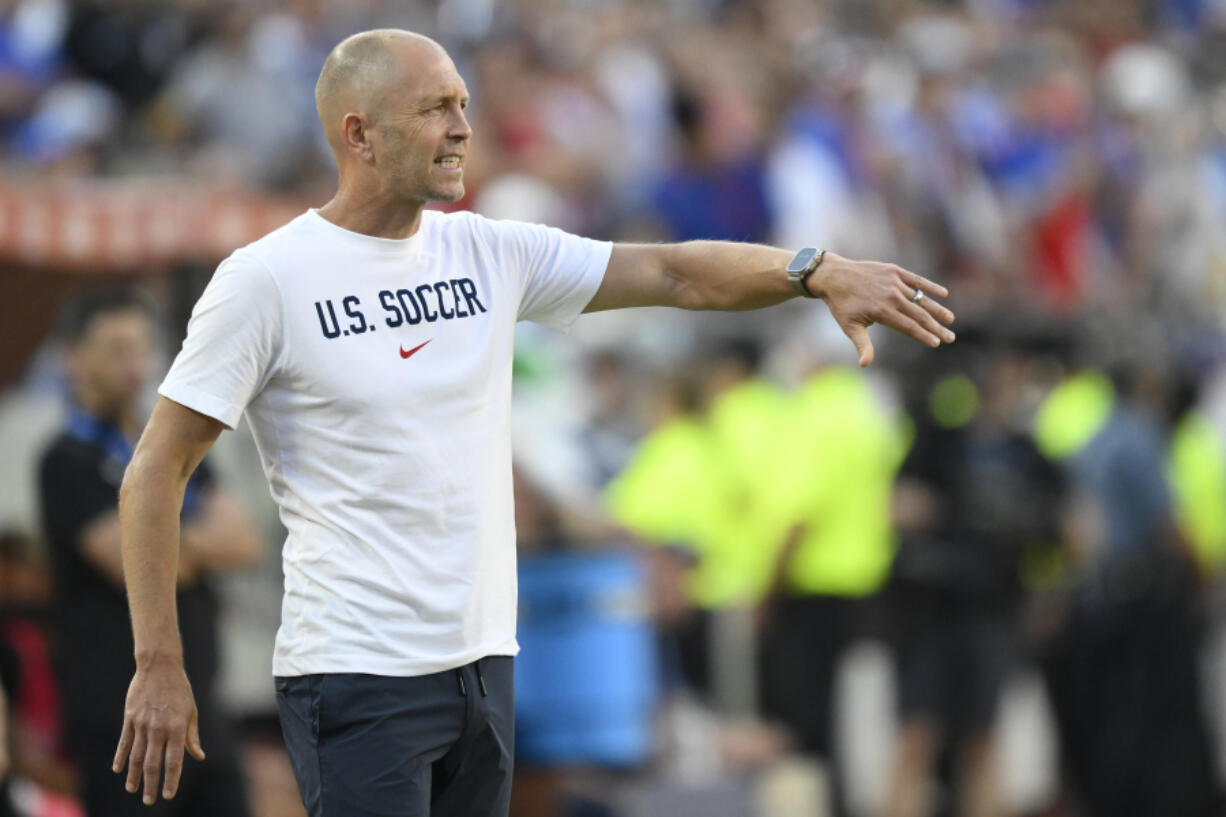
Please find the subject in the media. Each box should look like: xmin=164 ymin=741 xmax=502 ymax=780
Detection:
xmin=585 ymin=242 xmax=955 ymax=366
xmin=113 ymin=396 xmax=225 ymax=805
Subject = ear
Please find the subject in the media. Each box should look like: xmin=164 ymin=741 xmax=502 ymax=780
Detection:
xmin=342 ymin=112 xmax=374 ymax=163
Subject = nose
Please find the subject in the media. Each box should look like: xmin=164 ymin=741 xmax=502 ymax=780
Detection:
xmin=448 ymin=108 xmax=472 ymax=142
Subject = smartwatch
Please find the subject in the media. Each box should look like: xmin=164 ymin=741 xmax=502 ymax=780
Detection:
xmin=787 ymin=247 xmax=826 ymax=298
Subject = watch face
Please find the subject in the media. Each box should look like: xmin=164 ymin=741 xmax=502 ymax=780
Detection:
xmin=787 ymin=247 xmax=819 ymax=274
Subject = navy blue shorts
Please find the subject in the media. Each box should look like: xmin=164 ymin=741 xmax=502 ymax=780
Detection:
xmin=275 ymin=657 xmax=514 ymax=817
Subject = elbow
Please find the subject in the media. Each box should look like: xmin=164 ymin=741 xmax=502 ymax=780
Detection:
xmin=667 ymin=268 xmax=740 ymax=311
xmin=118 ymin=458 xmax=147 ymax=515
xmin=671 ymin=282 xmax=706 ymax=311
xmin=119 ymin=448 xmax=189 ymax=515
xmin=658 ymin=246 xmax=709 ymax=311
xmin=668 ymin=274 xmax=726 ymax=312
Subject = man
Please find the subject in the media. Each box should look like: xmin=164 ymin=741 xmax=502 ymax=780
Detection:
xmin=882 ymin=349 xmax=1064 ymax=817
xmin=757 ymin=362 xmax=903 ymax=817
xmin=112 ymin=29 xmax=955 ymax=817
xmin=37 ymin=289 xmax=261 ymax=816
xmin=1035 ymin=368 xmax=1216 ymax=817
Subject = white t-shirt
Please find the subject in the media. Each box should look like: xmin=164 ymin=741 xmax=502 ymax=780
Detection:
xmin=159 ymin=209 xmax=611 ymax=677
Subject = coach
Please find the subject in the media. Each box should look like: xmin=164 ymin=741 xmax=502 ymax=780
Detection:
xmin=112 ymin=28 xmax=955 ymax=817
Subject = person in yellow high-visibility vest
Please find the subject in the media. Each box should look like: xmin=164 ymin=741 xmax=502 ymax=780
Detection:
xmin=606 ymin=342 xmax=797 ymax=695
xmin=1168 ymin=407 xmax=1226 ymax=575
xmin=605 ymin=373 xmax=722 ymax=578
xmin=757 ymin=363 xmax=905 ymax=817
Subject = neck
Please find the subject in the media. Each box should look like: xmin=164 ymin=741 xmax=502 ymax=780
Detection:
xmin=75 ymin=389 xmax=139 ymax=437
xmin=316 ymin=182 xmax=425 ymax=240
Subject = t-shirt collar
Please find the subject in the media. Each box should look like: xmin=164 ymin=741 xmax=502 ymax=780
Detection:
xmin=303 ymin=208 xmax=428 ymax=256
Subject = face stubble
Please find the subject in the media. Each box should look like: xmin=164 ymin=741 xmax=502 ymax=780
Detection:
xmin=376 ymin=111 xmax=465 ymax=205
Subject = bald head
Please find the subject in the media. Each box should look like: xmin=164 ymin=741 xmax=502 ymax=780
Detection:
xmin=314 ymin=28 xmax=472 ymax=207
xmin=314 ymin=29 xmax=450 ymax=155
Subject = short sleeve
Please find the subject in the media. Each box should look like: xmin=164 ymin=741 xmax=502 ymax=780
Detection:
xmin=465 ymin=213 xmax=611 ymax=331
xmin=158 ymin=252 xmax=283 ymax=429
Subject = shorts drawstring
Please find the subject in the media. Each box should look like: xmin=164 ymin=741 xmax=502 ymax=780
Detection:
xmin=457 ymin=662 xmax=487 ymax=697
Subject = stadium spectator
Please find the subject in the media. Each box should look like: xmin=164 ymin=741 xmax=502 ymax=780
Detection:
xmin=1034 ymin=363 xmax=1217 ymax=817
xmin=1 ymin=659 xmax=9 ymax=797
xmin=756 ymin=362 xmax=903 ymax=817
xmin=0 ymin=530 xmax=74 ymax=799
xmin=37 ymin=288 xmax=261 ymax=817
xmin=882 ymin=341 xmax=1064 ymax=817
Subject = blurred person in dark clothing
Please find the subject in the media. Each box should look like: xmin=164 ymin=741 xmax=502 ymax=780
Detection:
xmin=1033 ymin=362 xmax=1216 ymax=817
xmin=0 ymin=647 xmax=17 ymax=817
xmin=62 ymin=0 xmax=203 ymax=113
xmin=0 ymin=644 xmax=82 ymax=817
xmin=0 ymin=651 xmax=10 ymax=807
xmin=37 ymin=288 xmax=260 ymax=817
xmin=0 ymin=530 xmax=76 ymax=799
xmin=882 ymin=344 xmax=1064 ymax=817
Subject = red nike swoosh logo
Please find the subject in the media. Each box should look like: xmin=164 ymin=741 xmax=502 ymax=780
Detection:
xmin=399 ymin=340 xmax=431 ymax=359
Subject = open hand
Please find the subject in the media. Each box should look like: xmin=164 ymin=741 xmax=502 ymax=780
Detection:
xmin=808 ymin=253 xmax=955 ymax=367
xmin=113 ymin=659 xmax=205 ymax=805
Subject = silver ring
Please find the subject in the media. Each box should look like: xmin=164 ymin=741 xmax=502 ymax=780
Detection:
xmin=911 ymin=289 xmax=925 ymax=305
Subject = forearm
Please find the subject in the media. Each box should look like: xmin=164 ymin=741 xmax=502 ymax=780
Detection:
xmin=594 ymin=241 xmax=953 ymax=365
xmin=119 ymin=461 xmax=189 ymax=665
xmin=660 ymin=241 xmax=796 ymax=311
xmin=79 ymin=512 xmax=201 ymax=589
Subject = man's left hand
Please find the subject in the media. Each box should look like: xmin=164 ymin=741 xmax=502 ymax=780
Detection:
xmin=807 ymin=253 xmax=955 ymax=367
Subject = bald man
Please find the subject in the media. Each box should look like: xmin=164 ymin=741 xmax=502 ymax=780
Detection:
xmin=112 ymin=29 xmax=954 ymax=817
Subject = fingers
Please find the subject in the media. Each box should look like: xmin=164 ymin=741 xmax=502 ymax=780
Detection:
xmin=914 ymin=290 xmax=956 ymax=326
xmin=899 ymin=297 xmax=956 ymax=344
xmin=125 ymin=724 xmax=147 ymax=795
xmin=120 ymin=715 xmax=201 ymax=804
xmin=162 ymin=733 xmax=186 ymax=800
xmin=843 ymin=323 xmax=874 ymax=367
xmin=898 ymin=268 xmax=949 ymax=300
xmin=884 ymin=310 xmax=944 ymax=349
xmin=825 ymin=259 xmax=954 ymax=363
xmin=113 ymin=716 xmax=134 ymax=773
xmin=874 ymin=288 xmax=944 ymax=347
xmin=143 ymin=730 xmax=167 ymax=805
xmin=186 ymin=710 xmax=205 ymax=761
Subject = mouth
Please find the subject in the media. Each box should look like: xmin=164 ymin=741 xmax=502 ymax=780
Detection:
xmin=435 ymin=154 xmax=463 ymax=172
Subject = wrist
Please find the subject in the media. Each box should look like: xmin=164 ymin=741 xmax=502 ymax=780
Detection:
xmin=135 ymin=645 xmax=184 ymax=669
xmin=802 ymin=267 xmax=824 ymax=300
xmin=802 ymin=250 xmax=844 ymax=300
xmin=786 ymin=247 xmax=828 ymax=300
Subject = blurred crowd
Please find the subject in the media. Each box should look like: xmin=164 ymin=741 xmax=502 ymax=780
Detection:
xmin=4 ymin=0 xmax=1226 ymax=816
